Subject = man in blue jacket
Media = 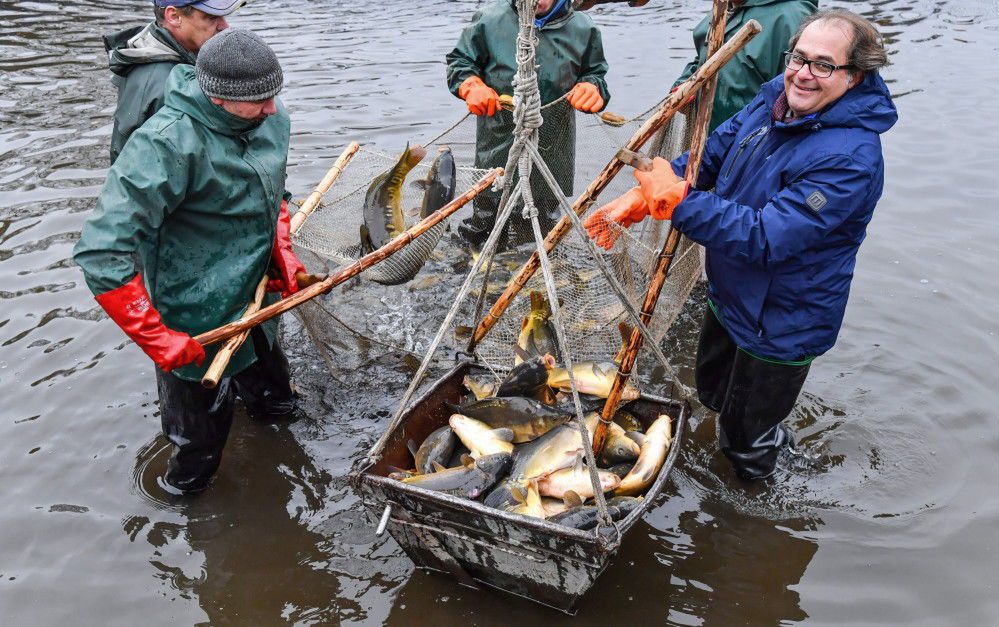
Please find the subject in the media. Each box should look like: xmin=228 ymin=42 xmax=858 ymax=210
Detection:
xmin=585 ymin=9 xmax=897 ymax=479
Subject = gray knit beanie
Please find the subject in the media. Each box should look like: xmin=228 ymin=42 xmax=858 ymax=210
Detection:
xmin=196 ymin=29 xmax=283 ymax=102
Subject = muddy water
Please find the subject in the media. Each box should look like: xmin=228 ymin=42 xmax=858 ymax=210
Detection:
xmin=2 ymin=0 xmax=998 ymax=624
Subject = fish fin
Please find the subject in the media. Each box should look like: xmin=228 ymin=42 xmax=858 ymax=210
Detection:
xmin=511 ymin=484 xmax=528 ymax=505
xmin=513 ymin=343 xmax=531 ymax=363
xmin=432 ymin=461 xmax=447 ymax=472
xmin=406 ymin=439 xmax=418 ymax=459
xmin=410 ymin=179 xmax=431 ymax=191
xmin=460 ymin=454 xmax=475 ymax=468
xmin=492 ymin=428 xmax=515 ymax=443
xmin=359 ymin=224 xmax=373 ymax=254
xmin=563 ymin=490 xmax=583 ymax=508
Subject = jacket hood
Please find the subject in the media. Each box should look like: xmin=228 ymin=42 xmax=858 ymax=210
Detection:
xmin=163 ymin=65 xmax=263 ymax=136
xmin=760 ymin=71 xmax=898 ymax=135
xmin=104 ymin=23 xmax=196 ymax=77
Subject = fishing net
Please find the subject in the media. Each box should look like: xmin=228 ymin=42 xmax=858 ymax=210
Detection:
xmin=292 ymin=95 xmax=701 ymax=377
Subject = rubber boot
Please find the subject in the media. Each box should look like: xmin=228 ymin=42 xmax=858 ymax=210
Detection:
xmin=694 ymin=307 xmax=810 ymax=480
xmin=232 ymin=327 xmax=298 ymax=422
xmin=457 ymin=194 xmax=503 ymax=253
xmin=156 ymin=370 xmax=236 ymax=493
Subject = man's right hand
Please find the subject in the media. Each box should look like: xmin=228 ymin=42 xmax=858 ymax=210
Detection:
xmin=458 ymin=76 xmax=500 ymax=117
xmin=583 ymin=187 xmax=650 ymax=250
xmin=95 ymin=274 xmax=205 ymax=372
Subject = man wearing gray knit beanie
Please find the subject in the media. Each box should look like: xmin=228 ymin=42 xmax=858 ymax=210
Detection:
xmin=75 ymin=28 xmax=322 ymax=495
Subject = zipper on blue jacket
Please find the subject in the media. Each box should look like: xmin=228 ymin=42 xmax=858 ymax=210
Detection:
xmin=724 ymin=125 xmax=768 ymax=179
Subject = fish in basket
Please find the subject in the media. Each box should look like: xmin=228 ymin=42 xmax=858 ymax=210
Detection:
xmin=350 ymin=361 xmax=688 ymax=614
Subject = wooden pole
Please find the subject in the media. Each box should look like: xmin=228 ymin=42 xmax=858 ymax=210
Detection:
xmin=468 ymin=17 xmax=762 ymax=351
xmin=194 ymin=167 xmax=503 ymax=348
xmin=201 ymin=142 xmax=360 ymax=388
xmin=593 ymin=2 xmax=740 ymax=455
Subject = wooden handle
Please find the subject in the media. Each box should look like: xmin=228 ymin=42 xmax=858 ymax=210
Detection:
xmin=200 ymin=142 xmax=360 ymax=388
xmin=616 ymin=148 xmax=653 ymax=172
xmin=468 ymin=16 xmax=762 ymax=351
xmin=194 ymin=167 xmax=503 ymax=348
xmin=593 ymin=1 xmax=740 ymax=455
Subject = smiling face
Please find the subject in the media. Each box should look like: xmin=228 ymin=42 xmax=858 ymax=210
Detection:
xmin=783 ymin=19 xmax=861 ymax=117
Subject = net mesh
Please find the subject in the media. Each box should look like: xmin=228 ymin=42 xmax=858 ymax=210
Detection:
xmin=293 ymin=96 xmax=702 ymax=380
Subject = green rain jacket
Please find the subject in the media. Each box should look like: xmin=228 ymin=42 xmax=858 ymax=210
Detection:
xmin=103 ymin=22 xmax=197 ymax=164
xmin=446 ymin=0 xmax=610 ymax=198
xmin=674 ymin=0 xmax=817 ymax=132
xmin=74 ymin=65 xmax=289 ymax=382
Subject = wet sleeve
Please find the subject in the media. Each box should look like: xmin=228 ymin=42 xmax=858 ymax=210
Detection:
xmin=446 ymin=15 xmax=488 ymax=97
xmin=74 ymin=131 xmax=189 ymax=294
xmin=670 ymin=154 xmax=876 ymax=267
xmin=577 ymin=25 xmax=611 ymax=109
xmin=109 ymin=69 xmax=168 ymax=164
xmin=670 ymin=99 xmax=750 ymax=189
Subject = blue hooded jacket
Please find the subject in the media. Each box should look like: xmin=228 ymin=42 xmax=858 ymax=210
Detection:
xmin=670 ymin=72 xmax=897 ymax=361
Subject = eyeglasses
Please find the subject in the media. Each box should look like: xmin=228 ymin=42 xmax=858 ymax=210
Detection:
xmin=783 ymin=52 xmax=854 ymax=79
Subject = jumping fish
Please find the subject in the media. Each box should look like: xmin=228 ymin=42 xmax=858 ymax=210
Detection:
xmin=361 ymin=143 xmax=427 ymax=252
xmin=400 ymin=452 xmax=512 ymax=499
xmin=407 ymin=425 xmax=457 ymax=475
xmin=615 ymin=414 xmax=672 ymax=496
xmin=451 ymin=396 xmax=570 ymax=444
xmin=515 ymin=291 xmax=561 ymax=365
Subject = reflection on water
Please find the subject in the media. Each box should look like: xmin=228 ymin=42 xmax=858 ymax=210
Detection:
xmin=2 ymin=0 xmax=999 ymax=624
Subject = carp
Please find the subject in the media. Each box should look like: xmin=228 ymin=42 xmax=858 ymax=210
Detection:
xmin=401 ymin=452 xmax=512 ymax=499
xmin=599 ymin=421 xmax=642 ymax=466
xmin=449 ymin=414 xmax=515 ymax=458
xmin=516 ymin=291 xmax=560 ymax=365
xmin=497 ymin=354 xmax=556 ymax=403
xmin=615 ymin=414 xmax=672 ymax=496
xmin=451 ymin=396 xmax=570 ymax=444
xmin=548 ymin=496 xmax=643 ymax=530
xmin=361 ymin=143 xmax=427 ymax=252
xmin=407 ymin=425 xmax=457 ymax=475
xmin=418 ymin=146 xmax=457 ymax=219
xmin=548 ymin=361 xmax=640 ymax=401
xmin=537 ymin=458 xmax=620 ymax=500
xmin=540 ymin=491 xmax=584 ymax=517
xmin=462 ymin=374 xmax=498 ymax=401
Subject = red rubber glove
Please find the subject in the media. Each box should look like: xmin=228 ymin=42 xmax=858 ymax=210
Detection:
xmin=633 ymin=157 xmax=690 ymax=220
xmin=567 ymin=82 xmax=604 ymax=113
xmin=267 ymin=199 xmax=308 ymax=298
xmin=458 ymin=76 xmax=500 ymax=117
xmin=583 ymin=187 xmax=649 ymax=250
xmin=94 ymin=274 xmax=205 ymax=372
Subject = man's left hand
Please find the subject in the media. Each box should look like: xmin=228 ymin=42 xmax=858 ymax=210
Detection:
xmin=268 ymin=199 xmax=308 ymax=298
xmin=633 ymin=157 xmax=690 ymax=220
xmin=567 ymin=82 xmax=604 ymax=113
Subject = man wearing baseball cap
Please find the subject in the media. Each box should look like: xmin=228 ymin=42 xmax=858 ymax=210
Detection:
xmin=103 ymin=1 xmax=246 ymax=163
xmin=75 ymin=30 xmax=318 ymax=495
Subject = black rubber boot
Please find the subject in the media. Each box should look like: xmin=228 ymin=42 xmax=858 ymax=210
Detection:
xmin=232 ymin=327 xmax=298 ymax=422
xmin=694 ymin=307 xmax=810 ymax=480
xmin=156 ymin=370 xmax=236 ymax=493
xmin=457 ymin=194 xmax=502 ymax=253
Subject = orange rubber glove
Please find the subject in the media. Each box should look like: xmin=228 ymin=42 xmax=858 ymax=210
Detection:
xmin=567 ymin=82 xmax=604 ymax=113
xmin=633 ymin=157 xmax=690 ymax=220
xmin=458 ymin=76 xmax=500 ymax=117
xmin=583 ymin=187 xmax=649 ymax=250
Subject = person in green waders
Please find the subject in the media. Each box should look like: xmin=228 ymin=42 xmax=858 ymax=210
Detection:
xmin=674 ymin=0 xmax=818 ymax=133
xmin=74 ymin=30 xmax=319 ymax=495
xmin=103 ymin=0 xmax=247 ymax=165
xmin=446 ymin=0 xmax=610 ymax=251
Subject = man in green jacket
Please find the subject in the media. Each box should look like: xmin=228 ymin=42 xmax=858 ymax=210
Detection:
xmin=446 ymin=0 xmax=610 ymax=250
xmin=74 ymin=29 xmax=312 ymax=495
xmin=674 ymin=0 xmax=817 ymax=132
xmin=103 ymin=0 xmax=245 ymax=164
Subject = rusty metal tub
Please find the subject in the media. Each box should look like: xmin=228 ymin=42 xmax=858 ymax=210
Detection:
xmin=350 ymin=361 xmax=688 ymax=614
